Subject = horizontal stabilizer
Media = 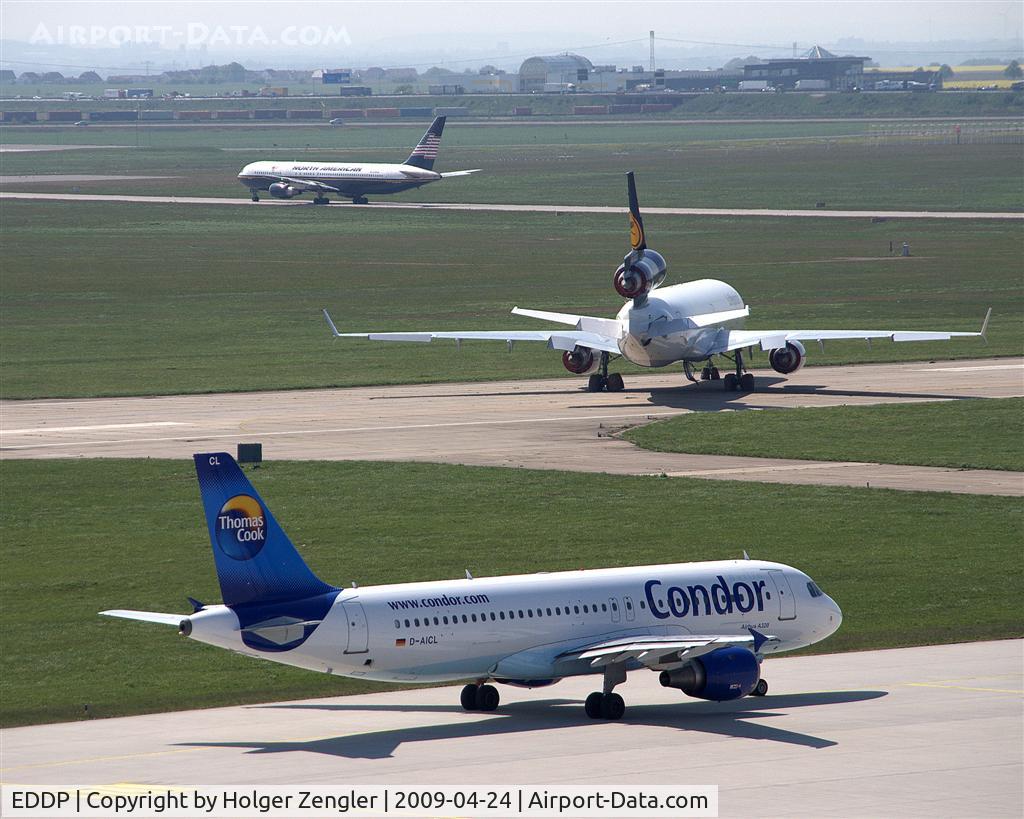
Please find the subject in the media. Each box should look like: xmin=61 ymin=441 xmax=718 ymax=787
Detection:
xmin=100 ymin=609 xmax=185 ymax=626
xmin=439 ymin=169 xmax=481 ymax=178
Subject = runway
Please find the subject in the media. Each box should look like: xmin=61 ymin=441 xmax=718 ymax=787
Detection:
xmin=2 ymin=640 xmax=1020 ymax=817
xmin=3 ymin=359 xmax=1022 ymax=495
xmin=2 ymin=190 xmax=1023 ymax=219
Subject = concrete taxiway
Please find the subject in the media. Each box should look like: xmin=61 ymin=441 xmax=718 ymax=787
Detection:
xmin=2 ymin=190 xmax=1023 ymax=219
xmin=1 ymin=640 xmax=1020 ymax=817
xmin=2 ymin=359 xmax=1022 ymax=495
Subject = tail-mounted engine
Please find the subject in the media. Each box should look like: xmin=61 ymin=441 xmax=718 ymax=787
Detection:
xmin=562 ymin=346 xmax=596 ymax=374
xmin=768 ymin=340 xmax=806 ymax=375
xmin=613 ymin=249 xmax=667 ymax=299
xmin=659 ymin=646 xmax=760 ymax=701
xmin=269 ymin=182 xmax=302 ymax=199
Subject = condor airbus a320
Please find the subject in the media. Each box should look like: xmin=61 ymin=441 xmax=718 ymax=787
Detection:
xmin=325 ymin=172 xmax=989 ymax=391
xmin=103 ymin=453 xmax=842 ymax=720
xmin=237 ymin=116 xmax=478 ymax=205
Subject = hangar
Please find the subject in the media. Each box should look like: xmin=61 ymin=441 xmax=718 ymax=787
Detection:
xmin=518 ymin=53 xmax=594 ymax=92
xmin=744 ymin=46 xmax=869 ymax=90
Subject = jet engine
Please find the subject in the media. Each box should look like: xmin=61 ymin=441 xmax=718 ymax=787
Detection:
xmin=659 ymin=646 xmax=759 ymax=701
xmin=562 ymin=345 xmax=596 ymax=374
xmin=768 ymin=340 xmax=806 ymax=375
xmin=269 ymin=182 xmax=303 ymax=199
xmin=613 ymin=249 xmax=667 ymax=299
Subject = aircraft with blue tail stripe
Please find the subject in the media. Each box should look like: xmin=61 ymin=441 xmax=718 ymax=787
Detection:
xmin=238 ymin=116 xmax=479 ymax=205
xmin=102 ymin=452 xmax=842 ymax=720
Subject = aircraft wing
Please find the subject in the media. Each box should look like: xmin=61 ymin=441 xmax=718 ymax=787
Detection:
xmin=100 ymin=609 xmax=185 ymax=626
xmin=558 ymin=630 xmax=778 ymax=671
xmin=718 ymin=309 xmax=991 ymax=353
xmin=323 ymin=309 xmax=621 ymax=354
xmin=439 ymin=169 xmax=482 ymax=178
xmin=279 ymin=177 xmax=341 ymax=193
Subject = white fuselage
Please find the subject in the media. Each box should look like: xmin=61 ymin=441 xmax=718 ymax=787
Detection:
xmin=184 ymin=559 xmax=840 ymax=685
xmin=616 ymin=279 xmax=747 ymax=367
xmin=238 ymin=161 xmax=441 ymax=197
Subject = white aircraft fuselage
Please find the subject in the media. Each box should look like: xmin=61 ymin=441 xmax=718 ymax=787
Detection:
xmin=615 ymin=278 xmax=747 ymax=367
xmin=238 ymin=161 xmax=440 ymax=198
xmin=183 ymin=558 xmax=840 ymax=685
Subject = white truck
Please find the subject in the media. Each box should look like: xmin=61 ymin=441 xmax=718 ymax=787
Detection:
xmin=543 ymin=82 xmax=575 ymax=94
xmin=737 ymin=80 xmax=772 ymax=92
xmin=795 ymin=79 xmax=829 ymax=91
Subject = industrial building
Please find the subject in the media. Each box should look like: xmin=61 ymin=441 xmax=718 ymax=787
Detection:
xmin=518 ymin=54 xmax=594 ymax=92
xmin=742 ymin=46 xmax=869 ymax=90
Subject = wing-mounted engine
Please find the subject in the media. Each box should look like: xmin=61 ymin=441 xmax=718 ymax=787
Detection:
xmin=613 ymin=249 xmax=667 ymax=299
xmin=269 ymin=182 xmax=303 ymax=199
xmin=561 ymin=345 xmax=596 ymax=374
xmin=768 ymin=340 xmax=806 ymax=374
xmin=613 ymin=171 xmax=668 ymax=302
xmin=659 ymin=645 xmax=760 ymax=701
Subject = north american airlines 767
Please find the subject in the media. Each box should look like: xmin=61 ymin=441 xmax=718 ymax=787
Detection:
xmin=102 ymin=452 xmax=842 ymax=720
xmin=325 ymin=172 xmax=990 ymax=391
xmin=238 ymin=116 xmax=479 ymax=205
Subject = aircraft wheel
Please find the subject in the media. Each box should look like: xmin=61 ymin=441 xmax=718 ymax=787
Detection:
xmin=723 ymin=373 xmax=738 ymax=391
xmin=601 ymin=692 xmax=625 ymax=720
xmin=752 ymin=678 xmax=768 ymax=697
xmin=250 ymin=194 xmax=260 ymax=202
xmin=606 ymin=373 xmax=624 ymax=392
xmin=740 ymin=373 xmax=755 ymax=392
xmin=584 ymin=692 xmax=604 ymax=719
xmin=476 ymin=684 xmax=500 ymax=712
xmin=710 ymin=367 xmax=721 ymax=380
xmin=587 ymin=374 xmax=606 ymax=393
xmin=460 ymin=684 xmax=479 ymax=711
xmin=700 ymin=367 xmax=710 ymax=381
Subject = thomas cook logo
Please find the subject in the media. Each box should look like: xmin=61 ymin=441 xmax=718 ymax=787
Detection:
xmin=215 ymin=494 xmax=267 ymax=560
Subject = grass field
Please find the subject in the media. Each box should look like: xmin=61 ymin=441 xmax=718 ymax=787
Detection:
xmin=1 ymin=457 xmax=1020 ymax=727
xmin=624 ymin=398 xmax=1024 ymax=471
xmin=1 ymin=121 xmax=1022 ymax=210
xmin=2 ymin=199 xmax=1019 ymax=399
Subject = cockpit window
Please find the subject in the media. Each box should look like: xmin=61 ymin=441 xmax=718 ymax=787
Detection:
xmin=807 ymin=581 xmax=824 ymax=598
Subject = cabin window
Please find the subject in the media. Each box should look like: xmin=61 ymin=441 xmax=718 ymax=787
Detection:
xmin=433 ymin=617 xmax=439 ymax=626
xmin=462 ymin=614 xmax=468 ymax=623
xmin=404 ymin=619 xmax=411 ymax=628
xmin=490 ymin=612 xmax=496 ymax=621
xmin=443 ymin=616 xmax=449 ymax=625
xmin=639 ymin=601 xmax=646 ymax=609
xmin=582 ymin=605 xmax=589 ymax=614
xmin=601 ymin=603 xmax=607 ymax=612
xmin=414 ymin=618 xmax=420 ymax=627
xmin=509 ymin=611 xmax=515 ymax=619
xmin=546 ymin=607 xmax=552 ymax=616
xmin=518 ymin=610 xmax=524 ymax=618
xmin=394 ymin=619 xmax=400 ymax=629
xmin=574 ymin=605 xmax=580 ymax=614
xmin=625 ymin=600 xmax=633 ymax=610
xmin=526 ymin=609 xmax=533 ymax=618
xmin=611 ymin=602 xmax=618 ymax=612
xmin=499 ymin=611 xmax=505 ymax=620
xmin=555 ymin=607 xmax=561 ymax=615
xmin=471 ymin=614 xmax=477 ymax=622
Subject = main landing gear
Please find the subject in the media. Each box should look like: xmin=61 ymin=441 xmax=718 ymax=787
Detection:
xmin=351 ymin=196 xmax=369 ymax=205
xmin=752 ymin=678 xmax=769 ymax=697
xmin=685 ymin=350 xmax=756 ymax=392
xmin=460 ymin=682 xmax=500 ymax=712
xmin=250 ymin=192 xmax=260 ymax=202
xmin=312 ymin=195 xmax=331 ymax=205
xmin=584 ymin=664 xmax=627 ymax=720
xmin=587 ymin=352 xmax=625 ymax=393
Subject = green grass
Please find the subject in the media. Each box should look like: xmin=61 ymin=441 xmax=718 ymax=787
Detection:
xmin=2 ymin=122 xmax=1022 ymax=210
xmin=1 ymin=201 xmax=1019 ymax=399
xmin=0 ymin=458 xmax=1020 ymax=727
xmin=624 ymin=398 xmax=1024 ymax=471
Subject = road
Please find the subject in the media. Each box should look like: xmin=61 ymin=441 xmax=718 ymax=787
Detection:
xmin=3 ymin=359 xmax=1022 ymax=495
xmin=2 ymin=640 xmax=1020 ymax=818
xmin=2 ymin=190 xmax=1022 ymax=219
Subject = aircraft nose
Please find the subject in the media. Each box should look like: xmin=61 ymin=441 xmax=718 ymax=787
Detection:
xmin=824 ymin=597 xmax=843 ymax=635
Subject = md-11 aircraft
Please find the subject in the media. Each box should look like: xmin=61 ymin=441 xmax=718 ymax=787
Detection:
xmin=237 ymin=116 xmax=479 ymax=205
xmin=325 ymin=172 xmax=990 ymax=391
xmin=102 ymin=452 xmax=842 ymax=720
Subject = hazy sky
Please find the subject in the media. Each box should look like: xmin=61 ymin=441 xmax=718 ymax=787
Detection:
xmin=2 ymin=1 xmax=1021 ymax=66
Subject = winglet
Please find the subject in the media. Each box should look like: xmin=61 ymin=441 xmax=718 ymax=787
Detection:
xmin=626 ymin=171 xmax=646 ymax=253
xmin=748 ymin=628 xmax=769 ymax=652
xmin=980 ymin=307 xmax=991 ymax=343
xmin=322 ymin=308 xmax=341 ymax=337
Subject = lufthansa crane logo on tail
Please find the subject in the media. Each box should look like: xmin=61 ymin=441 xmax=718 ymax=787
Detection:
xmin=215 ymin=494 xmax=267 ymax=560
xmin=629 ymin=212 xmax=644 ymax=250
